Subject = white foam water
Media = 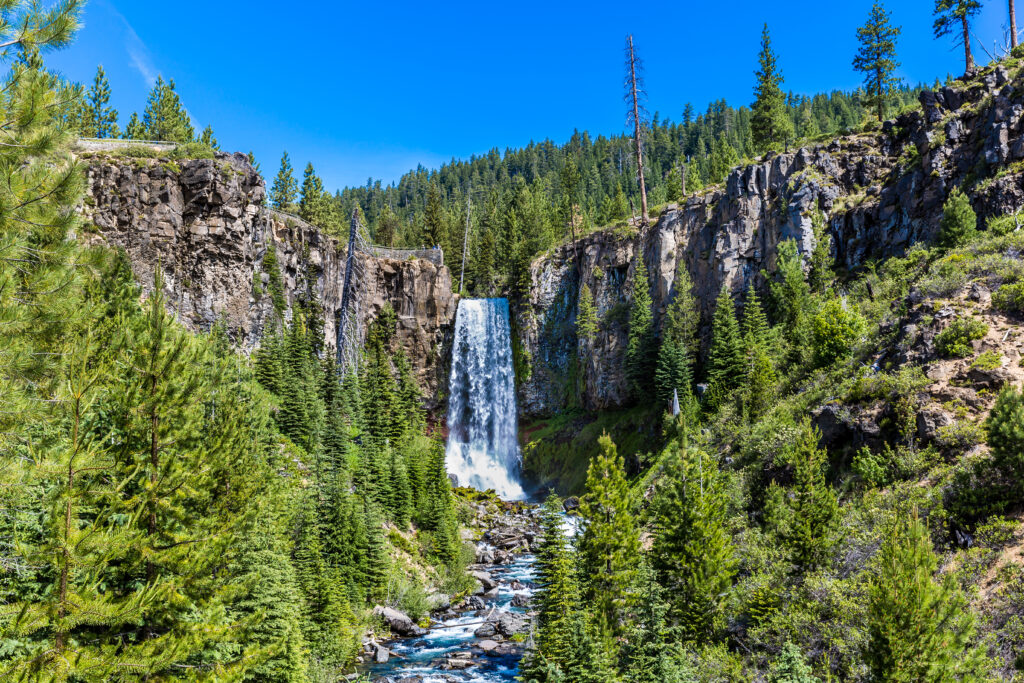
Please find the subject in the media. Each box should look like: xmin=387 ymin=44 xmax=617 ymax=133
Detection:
xmin=445 ymin=298 xmax=524 ymax=500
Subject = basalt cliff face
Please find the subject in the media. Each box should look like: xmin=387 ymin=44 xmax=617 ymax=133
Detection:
xmin=78 ymin=152 xmax=455 ymax=409
xmin=518 ymin=64 xmax=1024 ymax=417
xmin=77 ymin=65 xmax=1024 ymax=419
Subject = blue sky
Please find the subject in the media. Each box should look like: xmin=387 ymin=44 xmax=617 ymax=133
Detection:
xmin=51 ymin=0 xmax=1015 ymax=190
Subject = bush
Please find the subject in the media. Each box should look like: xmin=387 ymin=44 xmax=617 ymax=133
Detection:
xmin=993 ymin=282 xmax=1024 ymax=315
xmin=938 ymin=187 xmax=977 ymax=249
xmin=934 ymin=317 xmax=988 ymax=358
xmin=811 ymin=298 xmax=863 ymax=367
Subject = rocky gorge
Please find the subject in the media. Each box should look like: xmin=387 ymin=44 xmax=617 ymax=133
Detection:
xmin=76 ymin=63 xmax=1024 ymax=420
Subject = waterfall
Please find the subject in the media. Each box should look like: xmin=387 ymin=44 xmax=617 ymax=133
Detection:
xmin=446 ymin=298 xmax=524 ymax=500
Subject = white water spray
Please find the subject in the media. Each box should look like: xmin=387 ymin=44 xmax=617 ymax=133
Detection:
xmin=445 ymin=298 xmax=524 ymax=500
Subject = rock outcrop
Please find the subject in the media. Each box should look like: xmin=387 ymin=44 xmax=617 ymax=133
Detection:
xmin=78 ymin=151 xmax=455 ymax=408
xmin=518 ymin=63 xmax=1024 ymax=417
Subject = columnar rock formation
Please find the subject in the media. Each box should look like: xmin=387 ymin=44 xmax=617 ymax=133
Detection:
xmin=78 ymin=151 xmax=455 ymax=408
xmin=518 ymin=64 xmax=1024 ymax=416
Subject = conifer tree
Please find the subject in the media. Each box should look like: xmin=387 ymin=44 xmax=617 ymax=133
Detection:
xmin=866 ymin=512 xmax=985 ymax=680
xmin=561 ymin=153 xmax=583 ymax=263
xmin=622 ymin=564 xmax=696 ymax=683
xmin=938 ymin=186 xmax=977 ymax=248
xmin=271 ymin=151 xmax=299 ymax=210
xmin=299 ymin=162 xmax=328 ymax=226
xmin=664 ymin=264 xmax=700 ymax=349
xmin=110 ymin=273 xmax=273 ymax=674
xmin=934 ymin=0 xmax=983 ymax=75
xmin=853 ymin=1 xmax=902 ymax=121
xmin=771 ymin=240 xmax=813 ymax=359
xmin=526 ymin=493 xmax=582 ymax=675
xmin=141 ymin=76 xmax=194 ymax=142
xmin=199 ymin=124 xmax=220 ymax=150
xmin=709 ymin=133 xmax=741 ymax=184
xmin=579 ymin=434 xmax=641 ymax=635
xmin=742 ymin=283 xmax=776 ymax=420
xmin=83 ymin=64 xmax=118 ymax=138
xmin=706 ymin=283 xmax=745 ymax=408
xmin=3 ymin=333 xmax=159 ymax=680
xmin=394 ymin=347 xmax=425 ymax=433
xmin=626 ymin=254 xmax=656 ymax=400
xmin=625 ymin=34 xmax=649 ymax=223
xmin=665 ymin=165 xmax=683 ymax=202
xmin=781 ymin=422 xmax=838 ymax=572
xmin=807 ymin=210 xmax=833 ymax=294
xmin=986 ymin=386 xmax=1024 ymax=488
xmin=123 ymin=111 xmax=145 ymax=139
xmin=751 ymin=24 xmax=794 ymax=152
xmin=423 ymin=180 xmax=448 ymax=252
xmin=655 ymin=337 xmax=692 ymax=406
xmin=577 ymin=282 xmax=598 ymax=344
xmin=651 ymin=442 xmax=737 ymax=639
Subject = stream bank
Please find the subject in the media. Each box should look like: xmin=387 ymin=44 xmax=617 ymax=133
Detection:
xmin=362 ymin=498 xmax=541 ymax=682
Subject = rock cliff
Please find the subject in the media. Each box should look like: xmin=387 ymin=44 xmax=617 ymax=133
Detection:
xmin=78 ymin=151 xmax=455 ymax=409
xmin=518 ymin=63 xmax=1024 ymax=417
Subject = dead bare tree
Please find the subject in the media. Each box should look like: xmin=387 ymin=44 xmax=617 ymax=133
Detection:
xmin=1012 ymin=0 xmax=1019 ymax=48
xmin=624 ymin=34 xmax=649 ymax=225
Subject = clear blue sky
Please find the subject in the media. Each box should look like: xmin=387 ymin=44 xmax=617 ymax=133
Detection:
xmin=50 ymin=0 xmax=1014 ymax=190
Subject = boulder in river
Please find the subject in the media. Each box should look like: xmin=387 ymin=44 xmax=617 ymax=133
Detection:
xmin=496 ymin=611 xmax=529 ymax=637
xmin=563 ymin=496 xmax=580 ymax=512
xmin=471 ymin=570 xmax=497 ymax=591
xmin=474 ymin=622 xmax=497 ymax=638
xmin=477 ymin=639 xmax=500 ymax=655
xmin=373 ymin=605 xmax=426 ymax=637
xmin=373 ymin=643 xmax=390 ymax=663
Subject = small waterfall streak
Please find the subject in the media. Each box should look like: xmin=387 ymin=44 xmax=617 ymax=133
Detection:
xmin=445 ymin=298 xmax=524 ymax=500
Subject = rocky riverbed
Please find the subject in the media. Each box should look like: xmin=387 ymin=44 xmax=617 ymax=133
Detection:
xmin=361 ymin=498 xmax=541 ymax=682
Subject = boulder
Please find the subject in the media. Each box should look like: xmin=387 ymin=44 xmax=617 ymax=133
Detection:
xmin=916 ymin=405 xmax=954 ymax=444
xmin=496 ymin=611 xmax=530 ymax=637
xmin=562 ymin=496 xmax=581 ymax=512
xmin=477 ymin=639 xmax=500 ymax=654
xmin=373 ymin=605 xmax=426 ymax=637
xmin=474 ymin=622 xmax=497 ymax=638
xmin=471 ymin=571 xmax=497 ymax=591
xmin=373 ymin=644 xmax=390 ymax=664
xmin=511 ymin=593 xmax=531 ymax=608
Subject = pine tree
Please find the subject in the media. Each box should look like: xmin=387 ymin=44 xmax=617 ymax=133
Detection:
xmin=751 ymin=24 xmax=794 ymax=152
xmin=199 ymin=124 xmax=220 ymax=150
xmin=807 ymin=210 xmax=833 ymax=294
xmin=141 ymin=76 xmax=194 ymax=142
xmin=2 ymin=333 xmax=159 ymax=680
xmin=664 ymin=264 xmax=700 ymax=348
xmin=866 ymin=511 xmax=985 ymax=680
xmin=271 ymin=151 xmax=299 ymax=210
xmin=986 ymin=386 xmax=1024 ymax=488
xmin=771 ymin=240 xmax=813 ymax=359
xmin=853 ymin=1 xmax=902 ymax=121
xmin=579 ymin=434 xmax=640 ymax=635
xmin=561 ymin=153 xmax=583 ymax=263
xmin=665 ymin=165 xmax=683 ymax=202
xmin=934 ymin=0 xmax=983 ymax=75
xmin=394 ymin=347 xmax=425 ymax=433
xmin=938 ymin=186 xmax=977 ymax=248
xmin=525 ymin=493 xmax=583 ymax=675
xmin=123 ymin=111 xmax=145 ymax=139
xmin=625 ymin=34 xmax=649 ymax=223
xmin=651 ymin=442 xmax=737 ymax=640
xmin=655 ymin=338 xmax=692 ymax=407
xmin=706 ymin=283 xmax=745 ymax=409
xmin=82 ymin=64 xmax=118 ymax=138
xmin=423 ymin=180 xmax=448 ymax=251
xmin=299 ymin=162 xmax=328 ymax=226
xmin=709 ymin=133 xmax=741 ymax=184
xmin=109 ymin=272 xmax=274 ymax=674
xmin=577 ymin=282 xmax=598 ymax=344
xmin=742 ymin=283 xmax=776 ymax=421
xmin=622 ymin=564 xmax=696 ymax=683
xmin=626 ymin=254 xmax=656 ymax=400
xmin=781 ymin=422 xmax=838 ymax=572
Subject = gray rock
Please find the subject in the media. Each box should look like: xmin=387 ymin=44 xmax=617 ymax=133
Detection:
xmin=471 ymin=571 xmax=497 ymax=591
xmin=373 ymin=605 xmax=426 ymax=637
xmin=474 ymin=623 xmax=497 ymax=638
xmin=496 ymin=611 xmax=530 ymax=637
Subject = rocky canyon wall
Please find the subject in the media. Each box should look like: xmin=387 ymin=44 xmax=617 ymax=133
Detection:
xmin=518 ymin=63 xmax=1024 ymax=417
xmin=78 ymin=151 xmax=455 ymax=410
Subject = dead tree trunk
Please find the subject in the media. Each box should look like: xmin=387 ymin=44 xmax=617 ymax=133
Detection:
xmin=962 ymin=16 xmax=974 ymax=72
xmin=626 ymin=35 xmax=649 ymax=225
xmin=1011 ymin=0 xmax=1018 ymax=48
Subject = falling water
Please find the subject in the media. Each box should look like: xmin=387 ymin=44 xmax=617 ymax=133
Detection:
xmin=446 ymin=298 xmax=524 ymax=500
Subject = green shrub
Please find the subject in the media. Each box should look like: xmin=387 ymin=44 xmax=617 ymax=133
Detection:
xmin=993 ymin=281 xmax=1024 ymax=315
xmin=986 ymin=210 xmax=1024 ymax=236
xmin=935 ymin=420 xmax=985 ymax=450
xmin=938 ymin=187 xmax=977 ymax=248
xmin=853 ymin=446 xmax=888 ymax=487
xmin=971 ymin=350 xmax=1003 ymax=371
xmin=934 ymin=317 xmax=988 ymax=357
xmin=811 ymin=298 xmax=863 ymax=367
xmin=975 ymin=516 xmax=1020 ymax=550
